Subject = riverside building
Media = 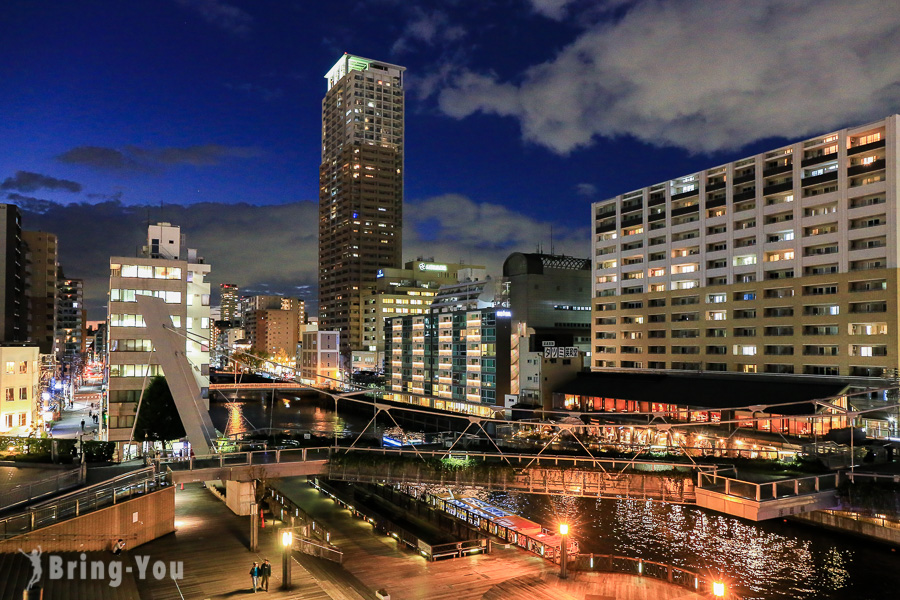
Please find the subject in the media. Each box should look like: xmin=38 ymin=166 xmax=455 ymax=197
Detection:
xmin=591 ymin=115 xmax=899 ymax=381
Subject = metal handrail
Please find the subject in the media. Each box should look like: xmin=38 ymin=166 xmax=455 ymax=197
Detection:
xmin=696 ymin=471 xmax=840 ymax=501
xmin=0 ymin=468 xmax=170 ymax=540
xmin=151 ymin=446 xmax=718 ymax=474
xmin=0 ymin=467 xmax=85 ymax=511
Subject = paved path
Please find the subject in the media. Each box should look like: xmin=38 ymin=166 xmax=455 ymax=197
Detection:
xmin=51 ymin=385 xmax=102 ymax=440
xmin=275 ymin=478 xmax=707 ymax=600
xmin=136 ymin=483 xmax=337 ymax=600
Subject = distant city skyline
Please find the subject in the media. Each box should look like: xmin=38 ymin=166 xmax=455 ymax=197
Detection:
xmin=3 ymin=1 xmax=900 ymax=315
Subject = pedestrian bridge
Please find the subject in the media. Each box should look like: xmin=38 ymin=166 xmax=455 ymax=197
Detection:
xmin=148 ymin=447 xmax=842 ymax=520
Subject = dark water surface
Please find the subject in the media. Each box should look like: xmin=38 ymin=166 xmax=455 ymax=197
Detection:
xmin=211 ymin=392 xmax=899 ymax=600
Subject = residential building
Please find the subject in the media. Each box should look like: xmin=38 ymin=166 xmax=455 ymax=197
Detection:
xmin=591 ymin=115 xmax=900 ymax=381
xmin=220 ymin=283 xmax=239 ymax=322
xmin=23 ymin=231 xmax=58 ymax=354
xmin=240 ymin=295 xmax=305 ymax=357
xmin=56 ymin=274 xmax=85 ymax=359
xmin=299 ymin=329 xmax=340 ymax=388
xmin=0 ymin=344 xmax=39 ymax=434
xmin=0 ymin=204 xmax=27 ymax=343
xmin=105 ymin=223 xmax=211 ymax=457
xmin=319 ymin=54 xmax=406 ymax=359
xmin=383 ymin=307 xmax=512 ymax=418
xmin=354 ymin=259 xmax=486 ymax=371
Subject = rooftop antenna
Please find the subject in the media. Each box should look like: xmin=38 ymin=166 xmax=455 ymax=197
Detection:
xmin=550 ymin=224 xmax=555 ymax=255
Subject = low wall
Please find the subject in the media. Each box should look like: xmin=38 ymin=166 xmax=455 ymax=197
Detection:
xmin=0 ymin=486 xmax=175 ymax=553
xmin=792 ymin=510 xmax=900 ymax=546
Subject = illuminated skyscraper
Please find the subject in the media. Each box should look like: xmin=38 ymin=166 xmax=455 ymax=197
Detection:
xmin=318 ymin=53 xmax=405 ymax=360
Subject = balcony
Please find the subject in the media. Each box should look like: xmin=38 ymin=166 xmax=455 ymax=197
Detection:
xmin=762 ymin=163 xmax=793 ymax=177
xmin=762 ymin=181 xmax=793 ymax=195
xmin=847 ymin=159 xmax=886 ymax=177
xmin=800 ymin=153 xmax=838 ymax=168
xmin=847 ymin=139 xmax=885 ymax=156
xmin=733 ymin=189 xmax=757 ymax=202
xmin=705 ymin=197 xmax=727 ymax=209
xmin=801 ymin=171 xmax=838 ymax=187
xmin=671 ymin=204 xmax=700 ymax=217
xmin=671 ymin=188 xmax=700 ymax=201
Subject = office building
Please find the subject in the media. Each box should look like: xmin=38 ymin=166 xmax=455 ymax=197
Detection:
xmin=501 ymin=252 xmax=592 ymax=408
xmin=0 ymin=204 xmax=27 ymax=343
xmin=319 ymin=54 xmax=406 ymax=359
xmin=105 ymin=223 xmax=211 ymax=457
xmin=591 ymin=115 xmax=899 ymax=380
xmin=240 ymin=295 xmax=305 ymax=357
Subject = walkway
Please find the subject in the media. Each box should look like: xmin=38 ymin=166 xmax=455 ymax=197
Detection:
xmin=50 ymin=386 xmax=101 ymax=440
xmin=275 ymin=477 xmax=706 ymax=600
xmin=136 ymin=484 xmax=335 ymax=600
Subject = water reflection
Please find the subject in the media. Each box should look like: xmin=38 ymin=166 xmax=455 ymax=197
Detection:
xmin=484 ymin=493 xmax=893 ymax=600
xmin=209 ymin=393 xmax=367 ymax=438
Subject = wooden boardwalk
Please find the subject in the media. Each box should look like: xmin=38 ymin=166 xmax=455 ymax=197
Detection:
xmin=276 ymin=478 xmax=707 ymax=600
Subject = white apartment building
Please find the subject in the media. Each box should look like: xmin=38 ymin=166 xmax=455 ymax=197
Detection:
xmin=105 ymin=223 xmax=211 ymax=456
xmin=592 ymin=115 xmax=898 ymax=379
xmin=0 ymin=344 xmax=39 ymax=434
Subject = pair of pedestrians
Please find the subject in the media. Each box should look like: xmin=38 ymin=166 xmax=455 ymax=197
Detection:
xmin=249 ymin=559 xmax=272 ymax=592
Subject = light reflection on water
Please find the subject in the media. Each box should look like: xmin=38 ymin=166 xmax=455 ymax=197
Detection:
xmin=485 ymin=493 xmax=895 ymax=600
xmin=209 ymin=394 xmax=365 ymax=438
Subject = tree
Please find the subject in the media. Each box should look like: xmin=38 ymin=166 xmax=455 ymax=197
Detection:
xmin=133 ymin=376 xmax=186 ymax=444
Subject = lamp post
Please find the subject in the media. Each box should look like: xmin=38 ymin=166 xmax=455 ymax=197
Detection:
xmin=281 ymin=529 xmax=293 ymax=589
xmin=559 ymin=523 xmax=569 ymax=580
xmin=713 ymin=581 xmax=726 ymax=598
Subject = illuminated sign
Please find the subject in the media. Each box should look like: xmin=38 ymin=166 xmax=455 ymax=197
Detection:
xmin=544 ymin=347 xmax=579 ymax=359
xmin=376 ymin=269 xmax=384 ymax=278
xmin=496 ymin=310 xmax=512 ymax=318
xmin=418 ymin=263 xmax=447 ymax=272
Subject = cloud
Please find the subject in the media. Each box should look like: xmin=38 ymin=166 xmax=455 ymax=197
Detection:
xmin=17 ymin=195 xmax=589 ymax=319
xmin=575 ymin=183 xmax=597 ymax=197
xmin=1 ymin=171 xmax=82 ymax=193
xmin=57 ymin=144 xmax=260 ymax=171
xmin=404 ymin=194 xmax=590 ymax=273
xmin=528 ymin=0 xmax=576 ymax=20
xmin=438 ymin=0 xmax=900 ymax=154
xmin=6 ymin=193 xmax=58 ymax=215
xmin=173 ymin=0 xmax=252 ymax=36
xmin=391 ymin=8 xmax=466 ymax=55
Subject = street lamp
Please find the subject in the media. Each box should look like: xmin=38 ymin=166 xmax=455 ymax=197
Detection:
xmin=281 ymin=530 xmax=293 ymax=589
xmin=559 ymin=523 xmax=569 ymax=580
xmin=713 ymin=581 xmax=726 ymax=597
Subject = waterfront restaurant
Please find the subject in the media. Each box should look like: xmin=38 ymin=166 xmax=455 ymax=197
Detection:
xmin=553 ymin=372 xmax=852 ymax=438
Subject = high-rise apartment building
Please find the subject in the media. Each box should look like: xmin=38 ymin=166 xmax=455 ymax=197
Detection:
xmin=591 ymin=115 xmax=899 ymax=381
xmin=106 ymin=222 xmax=211 ymax=458
xmin=56 ymin=274 xmax=84 ymax=359
xmin=319 ymin=53 xmax=406 ymax=360
xmin=220 ymin=283 xmax=239 ymax=322
xmin=23 ymin=231 xmax=59 ymax=354
xmin=0 ymin=204 xmax=27 ymax=343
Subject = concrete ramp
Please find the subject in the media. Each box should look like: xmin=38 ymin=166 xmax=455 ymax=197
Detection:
xmin=135 ymin=295 xmax=217 ymax=454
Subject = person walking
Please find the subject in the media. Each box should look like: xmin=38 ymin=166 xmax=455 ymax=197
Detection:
xmin=260 ymin=558 xmax=272 ymax=591
xmin=80 ymin=419 xmax=85 ymax=431
xmin=249 ymin=562 xmax=260 ymax=592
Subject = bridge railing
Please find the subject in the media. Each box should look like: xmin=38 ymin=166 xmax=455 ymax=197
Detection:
xmin=697 ymin=471 xmax=840 ymax=502
xmin=150 ymin=445 xmax=718 ymax=476
xmin=0 ymin=467 xmax=169 ymax=540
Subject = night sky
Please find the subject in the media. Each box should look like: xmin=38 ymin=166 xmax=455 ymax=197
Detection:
xmin=4 ymin=1 xmax=900 ymax=315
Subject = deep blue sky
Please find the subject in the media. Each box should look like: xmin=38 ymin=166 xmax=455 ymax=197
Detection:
xmin=3 ymin=1 xmax=900 ymax=314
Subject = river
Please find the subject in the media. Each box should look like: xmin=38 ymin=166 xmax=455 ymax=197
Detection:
xmin=210 ymin=393 xmax=899 ymax=600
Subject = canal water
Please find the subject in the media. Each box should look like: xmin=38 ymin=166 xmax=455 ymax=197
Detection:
xmin=211 ymin=393 xmax=899 ymax=600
